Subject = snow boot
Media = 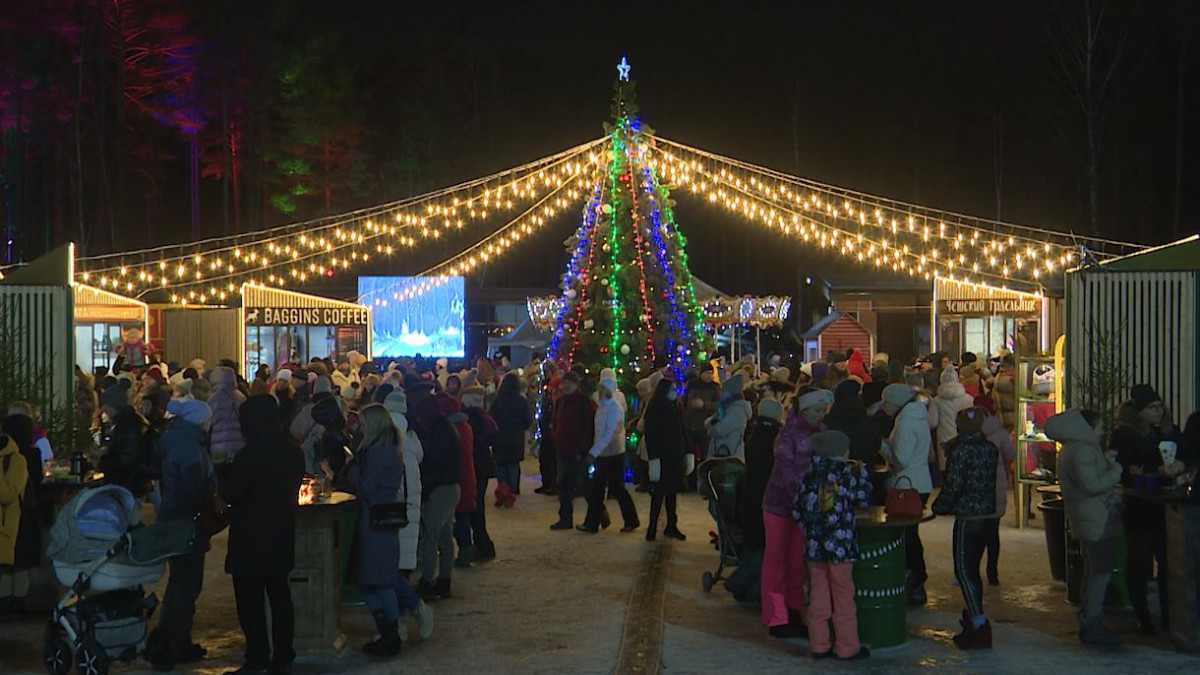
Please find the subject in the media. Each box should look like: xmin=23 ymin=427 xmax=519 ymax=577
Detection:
xmin=411 ymin=600 xmax=435 ymax=640
xmin=1078 ymin=614 xmax=1122 ymax=647
xmin=433 ymin=577 xmax=452 ymax=601
xmin=362 ymin=610 xmax=402 ymax=657
xmin=454 ymin=545 xmax=474 ymax=568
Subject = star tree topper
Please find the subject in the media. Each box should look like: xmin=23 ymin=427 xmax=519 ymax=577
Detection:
xmin=617 ymin=56 xmax=631 ymax=82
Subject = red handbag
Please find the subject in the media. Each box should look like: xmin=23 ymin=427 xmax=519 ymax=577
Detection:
xmin=885 ymin=476 xmax=924 ymax=518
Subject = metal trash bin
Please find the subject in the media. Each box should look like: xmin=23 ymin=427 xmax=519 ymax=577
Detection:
xmin=1037 ymin=498 xmax=1067 ymax=581
xmin=854 ymin=526 xmax=908 ymax=649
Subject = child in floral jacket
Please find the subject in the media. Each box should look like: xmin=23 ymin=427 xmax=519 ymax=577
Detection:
xmin=793 ymin=430 xmax=871 ymax=660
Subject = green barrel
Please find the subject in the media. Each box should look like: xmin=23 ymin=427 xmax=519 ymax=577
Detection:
xmin=341 ymin=500 xmax=362 ymax=605
xmin=854 ymin=527 xmax=908 ymax=649
xmin=1065 ymin=529 xmax=1129 ymax=608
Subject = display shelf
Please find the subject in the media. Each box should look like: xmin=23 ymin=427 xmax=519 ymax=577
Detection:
xmin=1015 ymin=353 xmax=1060 ymax=529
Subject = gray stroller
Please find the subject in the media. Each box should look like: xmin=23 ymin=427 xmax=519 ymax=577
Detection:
xmin=43 ymin=483 xmax=196 ymax=675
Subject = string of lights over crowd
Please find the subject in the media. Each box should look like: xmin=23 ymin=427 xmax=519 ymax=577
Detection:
xmin=71 ymin=134 xmax=1146 ymax=306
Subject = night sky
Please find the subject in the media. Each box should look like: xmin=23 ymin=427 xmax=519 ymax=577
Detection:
xmin=3 ymin=1 xmax=1196 ymax=295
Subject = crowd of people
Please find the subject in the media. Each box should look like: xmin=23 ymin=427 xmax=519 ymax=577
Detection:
xmin=3 ymin=343 xmax=1200 ymax=670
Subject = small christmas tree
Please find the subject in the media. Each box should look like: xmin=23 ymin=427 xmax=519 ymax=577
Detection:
xmin=547 ymin=60 xmax=713 ymax=389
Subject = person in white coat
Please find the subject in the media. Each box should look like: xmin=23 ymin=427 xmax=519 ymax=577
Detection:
xmin=580 ymin=379 xmax=640 ymax=533
xmin=881 ymin=383 xmax=933 ymax=607
xmin=383 ymin=390 xmax=434 ymax=642
xmin=929 ymin=368 xmax=975 ymax=472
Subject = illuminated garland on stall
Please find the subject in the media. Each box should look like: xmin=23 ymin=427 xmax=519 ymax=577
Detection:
xmin=77 ymin=139 xmax=605 ymax=304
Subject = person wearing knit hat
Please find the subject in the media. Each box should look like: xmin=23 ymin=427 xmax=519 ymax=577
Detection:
xmin=276 ymin=368 xmax=293 ymax=384
xmin=596 ymin=368 xmax=628 ymax=414
xmin=795 ymin=429 xmax=872 ymax=660
xmin=158 ymin=395 xmax=217 ymax=659
xmin=933 ymin=406 xmax=999 ymax=649
xmin=189 ymin=377 xmax=212 ymax=402
xmin=826 ymin=380 xmax=882 ymax=467
xmin=760 ymin=386 xmax=830 ymax=637
xmin=313 ymin=375 xmax=333 ymax=395
xmin=880 ymin=380 xmax=932 ymax=606
xmin=757 ymin=398 xmax=785 ymax=425
xmin=101 ymin=383 xmax=132 ymax=413
xmin=1111 ymin=381 xmax=1184 ymax=633
xmin=706 ymin=374 xmax=752 ymax=459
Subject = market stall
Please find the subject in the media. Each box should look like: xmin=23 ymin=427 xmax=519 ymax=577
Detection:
xmin=931 ymin=278 xmax=1048 ymax=358
xmin=159 ymin=285 xmax=371 ymax=374
xmin=72 ymin=284 xmax=150 ymax=372
xmin=241 ymin=284 xmax=372 ymax=376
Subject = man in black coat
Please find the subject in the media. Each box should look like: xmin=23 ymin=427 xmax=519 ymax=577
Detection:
xmin=218 ymin=395 xmax=306 ymax=675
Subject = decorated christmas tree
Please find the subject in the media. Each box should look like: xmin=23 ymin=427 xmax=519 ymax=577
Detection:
xmin=547 ymin=59 xmax=713 ymax=389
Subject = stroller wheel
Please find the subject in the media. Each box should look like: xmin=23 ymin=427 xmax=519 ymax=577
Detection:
xmin=701 ymin=571 xmax=715 ymax=593
xmin=75 ymin=639 xmax=109 ymax=675
xmin=42 ymin=632 xmax=72 ymax=675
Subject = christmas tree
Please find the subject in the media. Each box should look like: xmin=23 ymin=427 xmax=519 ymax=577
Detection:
xmin=546 ymin=59 xmax=713 ymax=389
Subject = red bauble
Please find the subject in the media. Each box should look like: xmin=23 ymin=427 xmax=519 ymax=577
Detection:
xmin=619 ymin=172 xmax=632 ymax=184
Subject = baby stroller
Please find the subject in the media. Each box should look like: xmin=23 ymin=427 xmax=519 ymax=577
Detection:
xmin=697 ymin=457 xmax=745 ymax=592
xmin=43 ymin=483 xmax=196 ymax=675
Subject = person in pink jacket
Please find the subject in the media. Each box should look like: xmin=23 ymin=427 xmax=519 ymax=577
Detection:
xmin=761 ymin=387 xmax=832 ymax=638
xmin=975 ymin=395 xmax=1015 ymax=586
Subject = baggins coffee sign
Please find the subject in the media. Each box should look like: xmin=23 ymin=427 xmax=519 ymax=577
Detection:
xmin=939 ymin=297 xmax=1041 ymax=316
xmin=245 ymin=306 xmax=370 ymax=327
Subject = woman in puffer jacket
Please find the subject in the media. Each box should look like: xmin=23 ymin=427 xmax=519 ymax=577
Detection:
xmin=929 ymin=368 xmax=975 ymax=473
xmin=1047 ymin=409 xmax=1123 ymax=646
xmin=880 ymin=384 xmax=933 ymax=605
xmin=932 ymin=408 xmax=998 ymax=650
xmin=760 ymin=387 xmax=831 ymax=638
xmin=207 ymin=366 xmax=247 ymax=462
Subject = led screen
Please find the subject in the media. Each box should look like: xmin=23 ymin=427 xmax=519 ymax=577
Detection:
xmin=358 ymin=276 xmax=465 ymax=358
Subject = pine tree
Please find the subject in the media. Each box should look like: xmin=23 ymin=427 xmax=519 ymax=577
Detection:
xmin=547 ymin=69 xmax=713 ymax=390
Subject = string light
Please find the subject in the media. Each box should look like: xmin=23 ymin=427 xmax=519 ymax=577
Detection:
xmin=76 ymin=140 xmax=605 ymax=304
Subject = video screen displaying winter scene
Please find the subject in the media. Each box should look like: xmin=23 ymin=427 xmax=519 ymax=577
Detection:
xmin=358 ymin=276 xmax=466 ymax=358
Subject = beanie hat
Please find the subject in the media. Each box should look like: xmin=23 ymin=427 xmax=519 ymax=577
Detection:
xmin=436 ymin=357 xmax=449 ymax=370
xmin=721 ymin=373 xmax=744 ymax=397
xmin=940 ymin=367 xmax=959 ymax=385
xmin=796 ymin=388 xmax=834 ymax=412
xmin=834 ymin=379 xmax=861 ymax=401
xmin=599 ymin=378 xmax=617 ymax=394
xmin=883 ymin=383 xmax=914 ymax=409
xmin=1130 ymin=384 xmax=1162 ymax=412
xmin=168 ymin=398 xmax=213 ymax=426
xmin=190 ymin=377 xmax=212 ymax=401
xmin=973 ymin=394 xmax=996 ymax=416
xmin=314 ymin=375 xmax=333 ymax=394
xmin=956 ymin=407 xmax=985 ymax=435
xmin=101 ymin=384 xmax=131 ymax=410
xmin=757 ymin=398 xmax=785 ymax=424
xmin=276 ymin=368 xmax=293 ymax=383
xmin=799 ymin=362 xmax=814 ymax=379
xmin=384 ymin=389 xmax=408 ymax=415
xmin=770 ymin=367 xmax=791 ymax=383
xmin=600 ymin=367 xmax=617 ymax=382
xmin=811 ymin=430 xmax=850 ymax=458
xmin=189 ymin=358 xmax=206 ymax=373
xmin=810 ymin=362 xmax=830 ymax=383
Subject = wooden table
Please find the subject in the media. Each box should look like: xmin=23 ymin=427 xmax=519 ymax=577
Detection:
xmin=1123 ymin=488 xmax=1200 ymax=653
xmin=853 ymin=508 xmax=935 ymax=649
xmin=292 ymin=491 xmax=355 ymax=652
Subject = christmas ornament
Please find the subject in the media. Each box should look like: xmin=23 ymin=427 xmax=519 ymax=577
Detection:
xmin=602 ymin=204 xmax=614 ymax=215
xmin=584 ymin=319 xmax=595 ymax=329
xmin=620 ymin=344 xmax=631 ymax=355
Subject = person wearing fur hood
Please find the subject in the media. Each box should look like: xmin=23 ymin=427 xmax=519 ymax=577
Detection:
xmin=1047 ymin=408 xmax=1123 ymax=646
